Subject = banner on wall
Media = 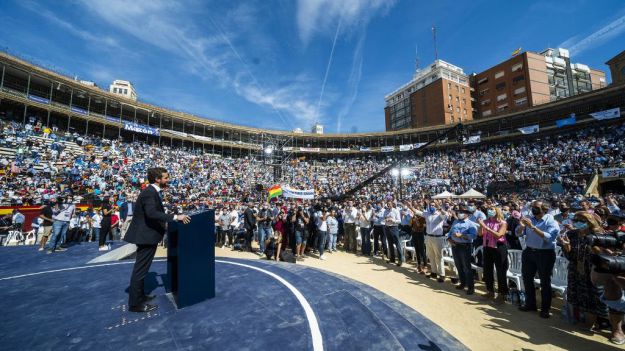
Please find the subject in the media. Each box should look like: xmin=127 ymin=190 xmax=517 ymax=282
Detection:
xmin=590 ymin=107 xmax=621 ymax=121
xmin=602 ymin=167 xmax=625 ymax=178
xmin=381 ymin=146 xmax=395 ymax=152
xmin=282 ymin=186 xmax=315 ymax=199
xmin=70 ymin=106 xmax=88 ymax=115
xmin=555 ymin=113 xmax=576 ymax=128
xmin=399 ymin=144 xmax=414 ymax=151
xmin=124 ymin=121 xmax=160 ymax=136
xmin=28 ymin=94 xmax=50 ymax=104
xmin=463 ymin=135 xmax=481 ymax=144
xmin=299 ymin=147 xmax=320 ymax=152
xmin=518 ymin=124 xmax=539 ymax=134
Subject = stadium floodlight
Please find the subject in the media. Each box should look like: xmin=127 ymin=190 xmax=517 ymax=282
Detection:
xmin=264 ymin=146 xmax=274 ymax=155
xmin=390 ymin=168 xmax=400 ymax=177
xmin=400 ymin=168 xmax=411 ymax=177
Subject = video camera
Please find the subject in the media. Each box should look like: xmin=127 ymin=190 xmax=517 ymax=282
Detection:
xmin=588 ymin=232 xmax=625 ymax=274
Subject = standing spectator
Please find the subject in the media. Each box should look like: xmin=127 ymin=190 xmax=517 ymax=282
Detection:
xmin=91 ymin=210 xmax=102 ymax=243
xmin=294 ymin=207 xmax=309 ymax=259
xmin=413 ymin=201 xmax=448 ymax=282
xmin=119 ymin=195 xmax=135 ymax=239
xmin=243 ymin=202 xmax=257 ymax=253
xmin=409 ymin=202 xmax=427 ymax=274
xmin=478 ymin=206 xmax=508 ymax=304
xmin=448 ymin=205 xmax=478 ymax=295
xmin=46 ymin=196 xmax=75 ymax=253
xmin=257 ymin=203 xmax=273 ymax=256
xmin=516 ymin=200 xmax=560 ymax=318
xmin=315 ymin=207 xmax=328 ymax=260
xmin=358 ymin=204 xmax=372 ymax=256
xmin=111 ymin=209 xmax=120 ymax=241
xmin=272 ymin=212 xmax=286 ymax=261
xmin=99 ymin=197 xmax=113 ymax=251
xmin=558 ymin=212 xmax=609 ymax=330
xmin=372 ymin=203 xmax=387 ymax=257
xmin=38 ymin=199 xmax=55 ymax=251
xmin=326 ymin=209 xmax=339 ymax=253
xmin=384 ymin=201 xmax=404 ymax=267
xmin=343 ymin=201 xmax=358 ymax=253
xmin=218 ymin=208 xmax=232 ymax=248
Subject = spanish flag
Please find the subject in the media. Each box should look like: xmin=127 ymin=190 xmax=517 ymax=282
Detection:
xmin=511 ymin=47 xmax=522 ymax=56
xmin=268 ymin=184 xmax=282 ymax=200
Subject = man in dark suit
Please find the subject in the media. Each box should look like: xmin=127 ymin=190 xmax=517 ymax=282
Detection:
xmin=243 ymin=202 xmax=256 ymax=252
xmin=125 ymin=167 xmax=190 ymax=313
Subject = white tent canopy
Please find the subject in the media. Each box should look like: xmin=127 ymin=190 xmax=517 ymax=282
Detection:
xmin=432 ymin=190 xmax=457 ymax=199
xmin=458 ymin=188 xmax=486 ymax=199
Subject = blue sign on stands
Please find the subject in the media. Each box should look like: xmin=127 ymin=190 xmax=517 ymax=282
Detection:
xmin=123 ymin=121 xmax=160 ymax=136
xmin=105 ymin=115 xmax=120 ymax=123
xmin=28 ymin=94 xmax=50 ymax=104
xmin=70 ymin=106 xmax=88 ymax=115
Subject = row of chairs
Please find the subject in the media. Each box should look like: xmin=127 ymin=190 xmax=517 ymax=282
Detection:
xmin=1 ymin=230 xmax=37 ymax=246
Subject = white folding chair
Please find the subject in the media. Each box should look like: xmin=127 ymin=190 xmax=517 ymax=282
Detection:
xmin=551 ymin=256 xmax=569 ymax=296
xmin=471 ymin=245 xmax=484 ymax=280
xmin=506 ymin=249 xmax=524 ymax=292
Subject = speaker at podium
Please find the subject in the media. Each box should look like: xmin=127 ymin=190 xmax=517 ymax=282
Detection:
xmin=167 ymin=210 xmax=215 ymax=309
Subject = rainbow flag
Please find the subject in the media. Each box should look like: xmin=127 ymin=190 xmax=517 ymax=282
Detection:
xmin=268 ymin=184 xmax=282 ymax=200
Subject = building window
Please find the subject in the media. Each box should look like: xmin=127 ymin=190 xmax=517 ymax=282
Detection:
xmin=462 ymin=98 xmax=466 ymax=105
xmin=496 ymin=82 xmax=506 ymax=90
xmin=511 ymin=63 xmax=523 ymax=72
xmin=456 ymin=106 xmax=460 ymax=112
xmin=514 ymin=87 xmax=526 ymax=95
xmin=495 ymin=71 xmax=505 ymax=79
xmin=463 ymin=108 xmax=467 ymax=115
xmin=449 ymin=94 xmax=452 ymax=101
xmin=461 ymin=87 xmax=465 ymax=94
xmin=479 ymin=88 xmax=489 ymax=96
xmin=456 ymin=96 xmax=459 ymax=103
xmin=482 ymin=109 xmax=492 ymax=117
xmin=456 ymin=85 xmax=459 ymax=92
xmin=478 ymin=77 xmax=488 ymax=85
xmin=496 ymin=104 xmax=509 ymax=112
xmin=497 ymin=93 xmax=507 ymax=102
xmin=480 ymin=99 xmax=491 ymax=106
xmin=448 ymin=82 xmax=451 ymax=90
xmin=513 ymin=75 xmax=525 ymax=84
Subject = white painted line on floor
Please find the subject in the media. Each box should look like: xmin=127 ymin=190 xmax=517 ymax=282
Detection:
xmin=216 ymin=259 xmax=324 ymax=351
xmin=0 ymin=259 xmax=166 ymax=281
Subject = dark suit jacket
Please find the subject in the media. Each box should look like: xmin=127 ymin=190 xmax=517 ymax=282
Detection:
xmin=244 ymin=208 xmax=256 ymax=230
xmin=124 ymin=185 xmax=174 ymax=245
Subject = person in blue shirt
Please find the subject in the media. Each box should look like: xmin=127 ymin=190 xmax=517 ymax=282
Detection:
xmin=447 ymin=205 xmax=478 ymax=295
xmin=515 ymin=200 xmax=560 ymax=318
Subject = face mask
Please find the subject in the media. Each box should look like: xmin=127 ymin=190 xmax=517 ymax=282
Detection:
xmin=487 ymin=210 xmax=496 ymax=218
xmin=503 ymin=212 xmax=510 ymax=220
xmin=531 ymin=207 xmax=542 ymax=216
xmin=457 ymin=213 xmax=467 ymax=220
xmin=468 ymin=206 xmax=475 ymax=212
xmin=428 ymin=207 xmax=436 ymax=214
xmin=573 ymin=221 xmax=588 ymax=230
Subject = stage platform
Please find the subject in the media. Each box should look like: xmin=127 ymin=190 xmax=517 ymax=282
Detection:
xmin=0 ymin=242 xmax=467 ymax=350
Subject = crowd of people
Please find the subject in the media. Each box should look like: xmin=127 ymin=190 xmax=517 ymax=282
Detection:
xmin=2 ymin=115 xmax=625 ymax=344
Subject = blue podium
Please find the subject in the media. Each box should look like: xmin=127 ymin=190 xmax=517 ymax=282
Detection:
xmin=167 ymin=210 xmax=215 ymax=309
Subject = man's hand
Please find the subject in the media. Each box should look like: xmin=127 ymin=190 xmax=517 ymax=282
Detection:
xmin=176 ymin=214 xmax=191 ymax=224
xmin=520 ymin=217 xmax=532 ymax=227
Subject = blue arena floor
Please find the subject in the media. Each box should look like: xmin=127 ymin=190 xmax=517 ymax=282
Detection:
xmin=0 ymin=242 xmax=468 ymax=351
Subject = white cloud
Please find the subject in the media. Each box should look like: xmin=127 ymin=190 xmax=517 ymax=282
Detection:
xmin=296 ymin=0 xmax=395 ymax=44
xmin=72 ymin=0 xmax=322 ymax=127
xmin=19 ymin=0 xmax=119 ymax=48
xmin=559 ymin=14 xmax=625 ymax=56
xmin=337 ymin=32 xmax=365 ymax=133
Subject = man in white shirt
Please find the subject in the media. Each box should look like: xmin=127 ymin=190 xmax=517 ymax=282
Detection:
xmin=46 ymin=197 xmax=75 ymax=253
xmin=358 ymin=205 xmax=373 ymax=256
xmin=413 ymin=201 xmax=449 ymax=282
xmin=343 ymin=201 xmax=359 ymax=253
xmin=384 ymin=201 xmax=404 ymax=266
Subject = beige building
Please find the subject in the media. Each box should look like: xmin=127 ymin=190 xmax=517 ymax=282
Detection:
xmin=606 ymin=50 xmax=625 ymax=86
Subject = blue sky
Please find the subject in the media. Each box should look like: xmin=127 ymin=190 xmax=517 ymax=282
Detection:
xmin=1 ymin=0 xmax=624 ymax=133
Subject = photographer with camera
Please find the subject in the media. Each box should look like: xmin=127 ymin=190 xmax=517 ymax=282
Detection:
xmin=558 ymin=212 xmax=609 ymax=331
xmin=589 ymin=213 xmax=625 ymax=345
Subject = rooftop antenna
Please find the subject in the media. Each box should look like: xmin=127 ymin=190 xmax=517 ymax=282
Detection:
xmin=432 ymin=24 xmax=438 ymax=61
xmin=415 ymin=44 xmax=420 ymax=72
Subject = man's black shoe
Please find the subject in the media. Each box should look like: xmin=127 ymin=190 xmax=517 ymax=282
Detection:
xmin=129 ymin=304 xmax=158 ymax=313
xmin=142 ymin=294 xmax=156 ymax=302
xmin=539 ymin=310 xmax=550 ymax=319
xmin=518 ymin=305 xmax=537 ymax=312
xmin=437 ymin=277 xmax=445 ymax=283
xmin=396 ymin=261 xmax=403 ymax=267
xmin=455 ymin=284 xmax=465 ymax=290
xmin=428 ymin=273 xmax=438 ymax=279
xmin=466 ymin=288 xmax=475 ymax=295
